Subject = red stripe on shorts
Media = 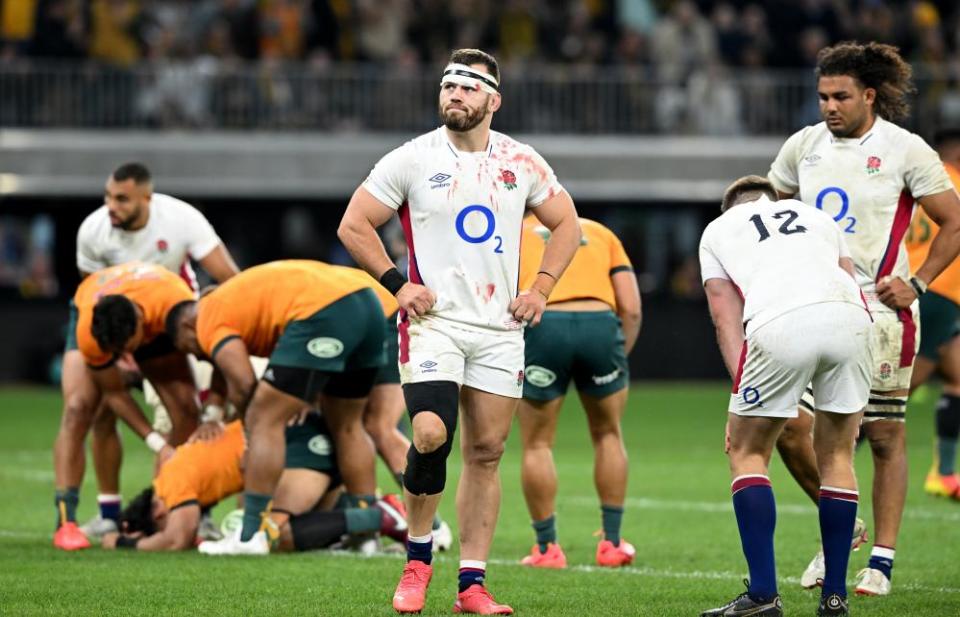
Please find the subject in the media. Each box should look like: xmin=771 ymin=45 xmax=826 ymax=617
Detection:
xmin=398 ymin=310 xmax=410 ymax=364
xmin=731 ymin=341 xmax=748 ymax=393
xmin=898 ymin=307 xmax=916 ymax=368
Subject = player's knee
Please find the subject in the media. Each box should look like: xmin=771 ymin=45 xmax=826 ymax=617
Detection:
xmin=62 ymin=395 xmax=96 ymax=429
xmin=91 ymin=410 xmax=117 ymax=437
xmin=412 ymin=412 xmax=447 ymax=453
xmin=463 ymin=438 xmax=505 ymax=468
xmin=587 ymin=418 xmax=622 ymax=443
xmin=866 ymin=421 xmax=905 ymax=459
xmin=777 ymin=418 xmax=810 ymax=452
xmin=402 ymin=381 xmax=459 ymax=495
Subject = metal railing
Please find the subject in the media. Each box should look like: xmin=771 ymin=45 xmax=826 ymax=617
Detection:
xmin=0 ymin=60 xmax=955 ymax=135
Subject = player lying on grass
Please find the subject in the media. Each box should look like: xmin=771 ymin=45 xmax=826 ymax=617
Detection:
xmin=101 ymin=413 xmax=407 ymax=552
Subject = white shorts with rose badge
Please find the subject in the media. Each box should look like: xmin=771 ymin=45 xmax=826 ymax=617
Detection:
xmin=398 ymin=315 xmax=525 ymax=399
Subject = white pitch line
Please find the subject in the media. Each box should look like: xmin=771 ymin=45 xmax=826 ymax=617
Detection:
xmin=324 ymin=550 xmax=960 ymax=594
xmin=563 ymin=496 xmax=960 ymax=522
xmin=0 ymin=529 xmax=47 ymax=540
xmin=0 ymin=468 xmax=54 ymax=482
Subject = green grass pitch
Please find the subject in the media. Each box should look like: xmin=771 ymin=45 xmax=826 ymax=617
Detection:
xmin=0 ymin=384 xmax=958 ymax=616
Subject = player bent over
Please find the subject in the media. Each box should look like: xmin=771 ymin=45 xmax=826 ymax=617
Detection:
xmin=53 ymin=263 xmax=203 ymax=550
xmin=163 ymin=260 xmax=387 ymax=554
xmin=339 ymin=49 xmax=580 ymax=614
xmin=101 ymin=415 xmax=406 ymax=551
xmin=700 ymin=177 xmax=872 ymax=617
xmin=516 ymin=216 xmax=641 ymax=568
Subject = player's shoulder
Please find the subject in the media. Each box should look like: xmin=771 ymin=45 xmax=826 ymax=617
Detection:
xmin=872 ymin=116 xmax=930 ymax=150
xmin=152 ymin=192 xmax=199 ymax=215
xmin=491 ymin=130 xmax=539 ymax=156
xmin=788 ymin=122 xmax=831 ymax=149
xmin=78 ymin=206 xmax=110 ymax=235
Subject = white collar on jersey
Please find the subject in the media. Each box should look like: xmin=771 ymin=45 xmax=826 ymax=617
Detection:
xmin=441 ymin=63 xmax=499 ymax=95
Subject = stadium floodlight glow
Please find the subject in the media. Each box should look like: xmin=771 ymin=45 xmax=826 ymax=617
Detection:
xmin=0 ymin=173 xmax=20 ymax=195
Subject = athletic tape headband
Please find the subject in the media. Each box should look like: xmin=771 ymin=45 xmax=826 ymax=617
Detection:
xmin=441 ymin=63 xmax=499 ymax=94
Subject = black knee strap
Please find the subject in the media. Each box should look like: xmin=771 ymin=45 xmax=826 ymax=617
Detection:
xmin=402 ymin=381 xmax=459 ymax=496
xmin=937 ymin=394 xmax=960 ymax=439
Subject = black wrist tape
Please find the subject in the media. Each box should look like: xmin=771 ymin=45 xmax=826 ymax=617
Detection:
xmin=379 ymin=268 xmax=407 ymax=296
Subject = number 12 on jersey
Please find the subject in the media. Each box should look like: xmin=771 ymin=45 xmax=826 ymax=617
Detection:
xmin=456 ymin=204 xmax=504 ymax=253
xmin=748 ymin=209 xmax=807 ymax=242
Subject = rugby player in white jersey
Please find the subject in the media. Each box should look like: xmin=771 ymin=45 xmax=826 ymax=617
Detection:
xmin=338 ymin=49 xmax=580 ymax=615
xmin=768 ymin=42 xmax=960 ymax=595
xmin=54 ymin=162 xmax=239 ymax=550
xmin=700 ymin=176 xmax=872 ymax=617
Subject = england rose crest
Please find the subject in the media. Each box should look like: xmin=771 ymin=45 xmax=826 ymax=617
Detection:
xmin=866 ymin=156 xmax=881 ymax=175
xmin=500 ymin=169 xmax=517 ymax=190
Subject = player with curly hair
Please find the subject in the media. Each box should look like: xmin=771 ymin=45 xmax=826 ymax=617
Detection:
xmin=769 ymin=41 xmax=960 ymax=601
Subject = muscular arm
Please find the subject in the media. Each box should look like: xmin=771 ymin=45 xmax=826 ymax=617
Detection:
xmin=704 ymin=278 xmax=746 ymax=380
xmin=337 ymin=186 xmax=435 ymax=317
xmin=337 ymin=187 xmax=399 ymax=279
xmin=197 ymin=244 xmax=240 ymax=283
xmin=776 ymin=191 xmax=794 ymax=200
xmin=529 ymin=191 xmax=581 ymax=297
xmin=90 ymin=365 xmax=155 ymax=439
xmin=914 ymin=188 xmax=960 ymax=286
xmin=134 ymin=505 xmax=200 ymax=551
xmin=612 ymin=270 xmax=642 ymax=354
xmin=212 ymin=339 xmax=257 ymax=419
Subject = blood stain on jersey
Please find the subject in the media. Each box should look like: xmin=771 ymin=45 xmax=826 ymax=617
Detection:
xmin=484 ymin=284 xmax=495 ymax=302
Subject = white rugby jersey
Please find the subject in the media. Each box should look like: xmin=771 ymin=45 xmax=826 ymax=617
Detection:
xmin=76 ymin=192 xmax=221 ymax=291
xmin=364 ymin=127 xmax=564 ymax=331
xmin=769 ymin=117 xmax=952 ymax=311
xmin=699 ymin=196 xmax=865 ymax=334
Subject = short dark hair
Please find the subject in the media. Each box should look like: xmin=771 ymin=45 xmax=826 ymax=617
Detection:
xmin=120 ymin=487 xmax=156 ymax=535
xmin=92 ymin=294 xmax=138 ymax=354
xmin=112 ymin=162 xmax=152 ymax=185
xmin=449 ymin=49 xmax=499 ymax=85
xmin=721 ymin=175 xmax=778 ymax=212
xmin=816 ymin=41 xmax=914 ymax=122
xmin=165 ymin=299 xmax=196 ymax=340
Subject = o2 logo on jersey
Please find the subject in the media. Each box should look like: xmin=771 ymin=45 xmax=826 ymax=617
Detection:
xmin=455 ymin=204 xmax=503 ymax=253
xmin=815 ymin=186 xmax=857 ymax=233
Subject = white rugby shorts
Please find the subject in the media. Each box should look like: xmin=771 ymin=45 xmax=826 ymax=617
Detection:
xmin=399 ymin=315 xmax=525 ymax=398
xmin=799 ymin=302 xmax=918 ymax=422
xmin=730 ymin=302 xmax=873 ymax=418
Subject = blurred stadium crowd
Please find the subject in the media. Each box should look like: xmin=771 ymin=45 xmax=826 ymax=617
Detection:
xmin=2 ymin=0 xmax=960 ymax=132
xmin=2 ymin=0 xmax=960 ymax=69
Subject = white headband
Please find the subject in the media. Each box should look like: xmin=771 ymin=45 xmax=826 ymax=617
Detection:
xmin=441 ymin=63 xmax=499 ymax=94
